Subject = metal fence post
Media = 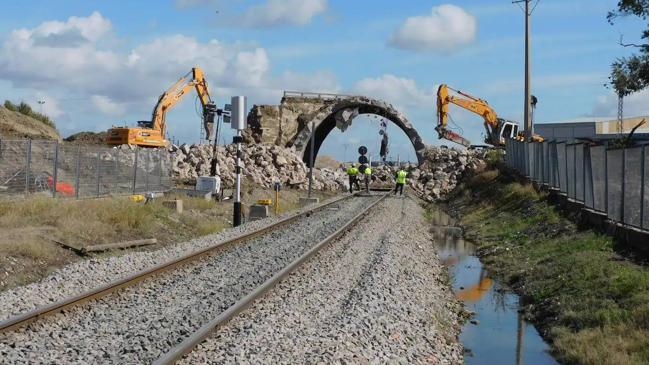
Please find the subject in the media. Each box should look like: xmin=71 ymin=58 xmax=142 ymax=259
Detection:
xmin=621 ymin=148 xmax=626 ymax=224
xmin=641 ymin=145 xmax=646 ymax=230
xmin=133 ymin=148 xmax=139 ymax=194
xmin=144 ymin=151 xmax=149 ymax=193
xmin=96 ymin=150 xmax=101 ymax=197
xmin=52 ymin=141 xmax=59 ymax=198
xmin=25 ymin=139 xmax=32 ymax=194
xmin=588 ymin=146 xmax=595 ymax=207
xmin=158 ymin=149 xmax=163 ymax=190
xmin=605 ymin=149 xmax=608 ymax=215
xmin=565 ymin=145 xmax=569 ymax=195
xmin=583 ymin=145 xmax=587 ymax=203
xmin=573 ymin=145 xmax=577 ymax=199
xmin=114 ymin=150 xmax=118 ymax=195
xmin=75 ymin=145 xmax=81 ymax=199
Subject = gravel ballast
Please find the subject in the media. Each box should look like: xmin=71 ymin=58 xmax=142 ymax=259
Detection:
xmin=179 ymin=195 xmax=463 ymax=364
xmin=0 ymin=195 xmax=379 ymax=364
xmin=0 ymin=195 xmax=346 ymax=321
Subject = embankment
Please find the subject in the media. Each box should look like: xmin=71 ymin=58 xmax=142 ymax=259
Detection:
xmin=447 ymin=165 xmax=649 ymax=365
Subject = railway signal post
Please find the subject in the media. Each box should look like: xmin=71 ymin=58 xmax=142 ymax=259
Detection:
xmin=231 ymin=96 xmax=247 ymax=227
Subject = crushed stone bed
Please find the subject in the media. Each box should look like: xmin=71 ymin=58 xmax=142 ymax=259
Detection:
xmin=0 ymin=195 xmax=377 ymax=364
xmin=179 ymin=196 xmax=463 ymax=364
xmin=0 ymin=194 xmax=347 ymax=321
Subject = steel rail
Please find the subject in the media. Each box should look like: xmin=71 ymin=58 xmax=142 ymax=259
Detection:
xmin=153 ymin=193 xmax=389 ymax=365
xmin=0 ymin=193 xmax=358 ymax=334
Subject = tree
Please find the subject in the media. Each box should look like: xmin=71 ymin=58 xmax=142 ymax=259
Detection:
xmin=608 ymin=1 xmax=649 ymax=95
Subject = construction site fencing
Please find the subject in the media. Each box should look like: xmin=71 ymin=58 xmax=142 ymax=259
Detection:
xmin=0 ymin=140 xmax=172 ymax=199
xmin=505 ymin=139 xmax=649 ymax=232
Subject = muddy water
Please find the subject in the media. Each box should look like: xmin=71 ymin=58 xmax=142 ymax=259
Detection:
xmin=429 ymin=208 xmax=557 ymax=365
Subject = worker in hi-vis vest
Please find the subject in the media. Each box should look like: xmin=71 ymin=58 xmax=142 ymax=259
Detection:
xmin=363 ymin=165 xmax=372 ymax=192
xmin=394 ymin=168 xmax=407 ymax=196
xmin=346 ymin=163 xmax=360 ymax=193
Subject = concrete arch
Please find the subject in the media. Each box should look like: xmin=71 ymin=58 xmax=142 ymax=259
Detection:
xmin=290 ymin=96 xmax=427 ymax=166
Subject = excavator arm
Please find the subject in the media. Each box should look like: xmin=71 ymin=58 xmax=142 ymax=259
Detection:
xmin=106 ymin=67 xmax=217 ymax=147
xmin=435 ymin=84 xmax=543 ymax=147
xmin=151 ymin=67 xmax=216 ymax=138
xmin=436 ymin=84 xmax=499 ymax=147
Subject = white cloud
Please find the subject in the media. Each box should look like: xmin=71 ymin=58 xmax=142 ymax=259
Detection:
xmin=592 ymin=89 xmax=649 ymax=118
xmin=0 ymin=12 xmax=339 ymax=140
xmin=27 ymin=94 xmax=64 ymax=119
xmin=352 ymin=74 xmax=434 ymax=108
xmin=241 ymin=0 xmax=327 ymax=27
xmin=91 ymin=95 xmax=126 ymax=116
xmin=388 ymin=4 xmax=476 ymax=52
xmin=483 ymin=73 xmax=607 ymax=95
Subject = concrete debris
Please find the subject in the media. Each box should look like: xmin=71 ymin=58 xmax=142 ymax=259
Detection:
xmin=168 ymin=143 xmax=343 ymax=191
xmin=168 ymin=143 xmax=486 ymax=200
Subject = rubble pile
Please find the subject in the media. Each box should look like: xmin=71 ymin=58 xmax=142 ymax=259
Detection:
xmin=169 ymin=144 xmax=343 ymax=190
xmin=404 ymin=146 xmax=487 ymax=201
xmin=307 ymin=147 xmax=487 ymax=201
xmin=168 ymin=143 xmax=487 ymax=199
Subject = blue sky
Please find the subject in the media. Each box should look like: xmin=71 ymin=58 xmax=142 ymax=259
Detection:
xmin=0 ymin=0 xmax=646 ymax=161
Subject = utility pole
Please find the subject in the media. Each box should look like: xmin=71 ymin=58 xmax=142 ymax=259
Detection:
xmin=514 ymin=0 xmax=538 ymax=139
xmin=37 ymin=100 xmax=45 ymax=114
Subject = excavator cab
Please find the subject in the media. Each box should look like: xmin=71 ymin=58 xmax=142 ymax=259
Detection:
xmin=495 ymin=119 xmax=519 ymax=145
xmin=137 ymin=120 xmax=154 ymax=128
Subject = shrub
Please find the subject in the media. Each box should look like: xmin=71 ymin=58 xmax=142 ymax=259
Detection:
xmin=3 ymin=99 xmax=57 ymax=130
xmin=4 ymin=100 xmax=17 ymax=111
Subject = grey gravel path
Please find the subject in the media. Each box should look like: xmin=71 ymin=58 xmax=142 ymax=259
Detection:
xmin=179 ymin=195 xmax=463 ymax=365
xmin=0 ymin=195 xmax=379 ymax=364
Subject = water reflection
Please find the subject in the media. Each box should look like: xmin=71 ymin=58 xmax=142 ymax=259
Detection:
xmin=430 ymin=208 xmax=557 ymax=365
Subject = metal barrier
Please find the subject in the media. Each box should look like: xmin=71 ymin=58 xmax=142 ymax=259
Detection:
xmin=505 ymin=139 xmax=649 ymax=232
xmin=0 ymin=140 xmax=172 ymax=199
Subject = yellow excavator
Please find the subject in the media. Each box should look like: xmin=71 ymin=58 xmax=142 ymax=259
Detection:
xmin=436 ymin=84 xmax=542 ymax=147
xmin=106 ymin=67 xmax=216 ymax=147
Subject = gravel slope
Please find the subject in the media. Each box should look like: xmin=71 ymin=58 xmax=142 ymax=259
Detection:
xmin=0 ymin=195 xmax=378 ymax=364
xmin=179 ymin=195 xmax=463 ymax=364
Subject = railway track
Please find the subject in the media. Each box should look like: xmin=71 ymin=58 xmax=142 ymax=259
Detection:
xmin=0 ymin=192 xmax=387 ymax=364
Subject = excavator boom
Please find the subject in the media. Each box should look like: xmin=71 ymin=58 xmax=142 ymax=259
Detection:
xmin=106 ymin=67 xmax=216 ymax=147
xmin=435 ymin=84 xmax=539 ymax=147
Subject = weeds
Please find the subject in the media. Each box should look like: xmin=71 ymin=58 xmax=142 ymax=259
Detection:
xmin=454 ymin=168 xmax=649 ymax=365
xmin=3 ymin=100 xmax=57 ymax=130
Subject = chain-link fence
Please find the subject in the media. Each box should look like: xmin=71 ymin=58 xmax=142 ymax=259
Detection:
xmin=0 ymin=140 xmax=172 ymax=199
xmin=506 ymin=138 xmax=649 ymax=232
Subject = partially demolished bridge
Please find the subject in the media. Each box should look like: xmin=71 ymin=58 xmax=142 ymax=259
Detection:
xmin=243 ymin=91 xmax=427 ymax=165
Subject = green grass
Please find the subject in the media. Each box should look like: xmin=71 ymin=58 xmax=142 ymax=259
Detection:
xmin=454 ymin=168 xmax=649 ymax=365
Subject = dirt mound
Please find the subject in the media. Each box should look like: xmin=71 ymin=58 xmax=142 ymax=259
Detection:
xmin=64 ymin=131 xmax=107 ymax=145
xmin=0 ymin=106 xmax=60 ymax=140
